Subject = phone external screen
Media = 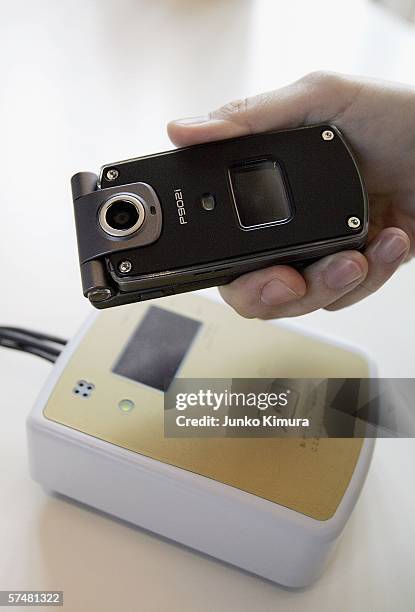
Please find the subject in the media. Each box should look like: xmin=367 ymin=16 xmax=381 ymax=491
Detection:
xmin=229 ymin=160 xmax=292 ymax=228
xmin=113 ymin=306 xmax=201 ymax=392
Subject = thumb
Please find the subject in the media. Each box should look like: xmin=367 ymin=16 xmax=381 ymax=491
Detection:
xmin=167 ymin=71 xmax=360 ymax=147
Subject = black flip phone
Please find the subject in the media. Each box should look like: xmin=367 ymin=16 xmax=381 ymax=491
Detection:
xmin=71 ymin=124 xmax=368 ymax=309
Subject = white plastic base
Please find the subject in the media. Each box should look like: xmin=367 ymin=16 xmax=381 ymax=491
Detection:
xmin=27 ymin=308 xmax=375 ymax=587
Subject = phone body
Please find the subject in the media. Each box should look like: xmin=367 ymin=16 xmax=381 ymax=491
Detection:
xmin=71 ymin=124 xmax=368 ymax=309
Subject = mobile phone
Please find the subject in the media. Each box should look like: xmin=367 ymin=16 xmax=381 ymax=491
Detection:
xmin=71 ymin=124 xmax=368 ymax=309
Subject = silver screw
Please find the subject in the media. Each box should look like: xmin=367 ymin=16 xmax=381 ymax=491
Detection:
xmin=119 ymin=260 xmax=132 ymax=274
xmin=347 ymin=216 xmax=361 ymax=229
xmin=322 ymin=130 xmax=334 ymax=141
xmin=106 ymin=168 xmax=119 ymax=181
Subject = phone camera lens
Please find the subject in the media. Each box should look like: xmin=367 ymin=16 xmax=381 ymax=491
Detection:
xmin=106 ymin=200 xmax=139 ymax=231
xmin=99 ymin=194 xmax=145 ymax=237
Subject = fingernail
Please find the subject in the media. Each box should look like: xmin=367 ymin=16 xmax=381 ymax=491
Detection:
xmin=375 ymin=233 xmax=408 ymax=264
xmin=260 ymin=278 xmax=301 ymax=306
xmin=172 ymin=115 xmax=211 ymax=126
xmin=325 ymin=258 xmax=364 ymax=290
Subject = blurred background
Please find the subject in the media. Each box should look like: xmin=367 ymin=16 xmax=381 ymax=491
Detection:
xmin=376 ymin=0 xmax=415 ymax=21
xmin=1 ymin=2 xmax=415 ymax=611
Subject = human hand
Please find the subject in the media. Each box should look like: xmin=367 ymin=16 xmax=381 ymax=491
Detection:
xmin=167 ymin=72 xmax=414 ymax=319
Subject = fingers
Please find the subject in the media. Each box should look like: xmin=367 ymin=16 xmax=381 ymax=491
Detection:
xmin=167 ymin=74 xmax=411 ymax=318
xmin=167 ymin=71 xmax=361 ymax=147
xmin=219 ymin=265 xmax=307 ymax=319
xmin=219 ymin=251 xmax=368 ymax=319
xmin=219 ymin=228 xmax=410 ymax=319
xmin=325 ymin=227 xmax=410 ymax=311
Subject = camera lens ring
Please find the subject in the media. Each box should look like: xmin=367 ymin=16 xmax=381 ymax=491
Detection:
xmin=99 ymin=193 xmax=146 ymax=237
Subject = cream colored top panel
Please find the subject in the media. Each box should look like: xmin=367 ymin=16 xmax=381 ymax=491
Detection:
xmin=44 ymin=295 xmax=369 ymax=520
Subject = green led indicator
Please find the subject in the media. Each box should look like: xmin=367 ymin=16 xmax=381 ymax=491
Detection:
xmin=118 ymin=399 xmax=135 ymax=413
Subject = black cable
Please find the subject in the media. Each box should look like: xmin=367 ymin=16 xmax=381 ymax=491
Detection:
xmin=0 ymin=330 xmax=61 ymax=357
xmin=0 ymin=326 xmax=68 ymax=364
xmin=0 ymin=339 xmax=57 ymax=363
xmin=0 ymin=326 xmax=67 ymax=346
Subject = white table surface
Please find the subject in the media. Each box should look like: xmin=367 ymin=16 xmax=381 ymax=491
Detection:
xmin=1 ymin=1 xmax=414 ymax=610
